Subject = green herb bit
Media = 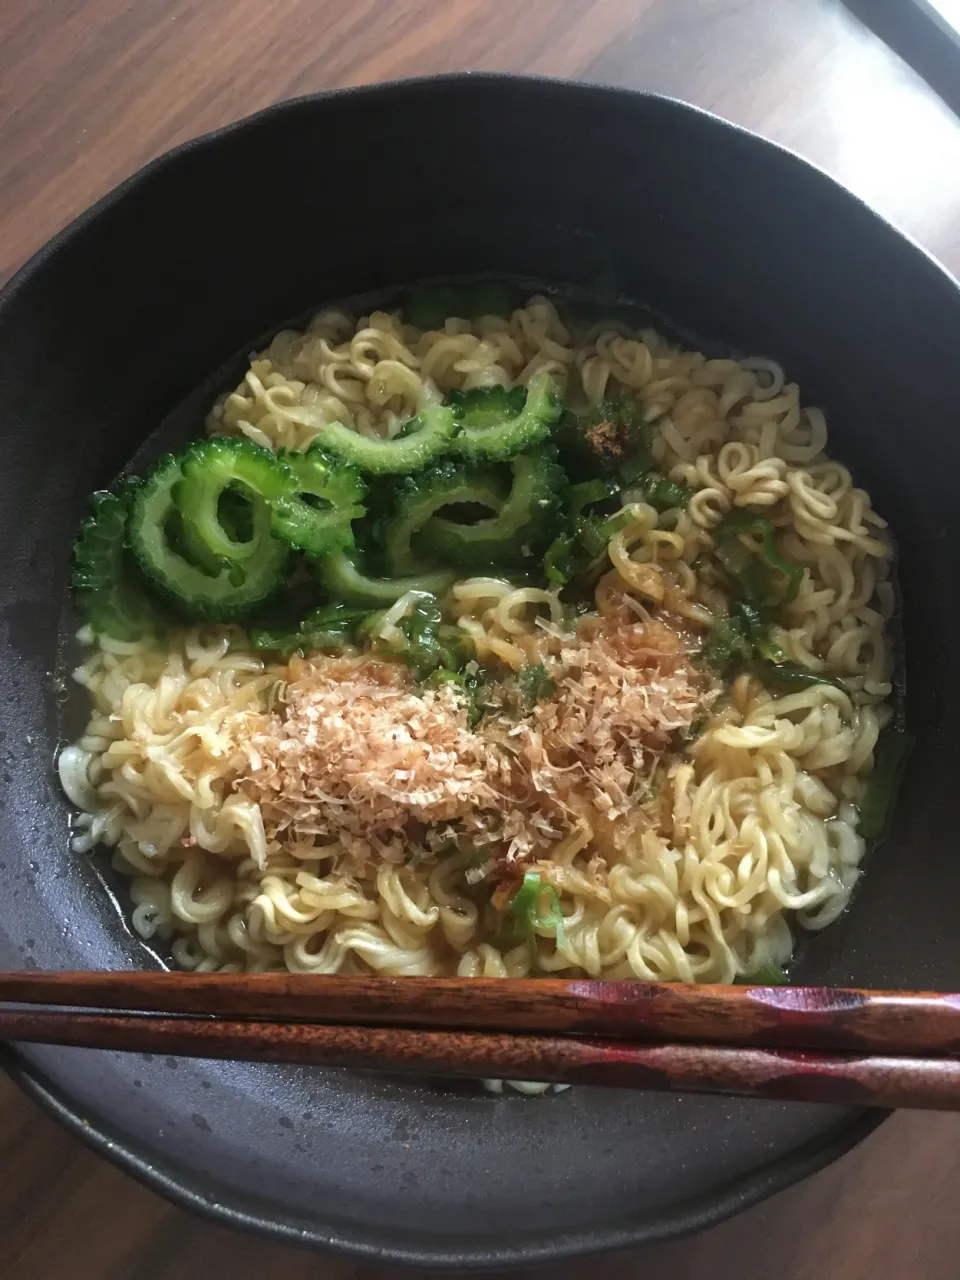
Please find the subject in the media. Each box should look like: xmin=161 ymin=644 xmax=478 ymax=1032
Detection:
xmin=422 ymin=666 xmax=483 ymax=725
xmin=714 ymin=510 xmax=803 ymax=606
xmin=696 ymin=612 xmax=754 ymax=676
xmin=395 ymin=594 xmax=444 ymax=677
xmin=734 ymin=600 xmax=786 ymax=664
xmin=516 ymin=662 xmax=557 ymax=705
xmin=543 ymin=519 xmax=606 ymax=588
xmin=699 ymin=600 xmax=851 ymax=697
xmin=857 ymin=728 xmax=913 ymax=842
xmin=544 ymin=529 xmax=579 ymax=587
xmin=379 ymin=594 xmax=470 ymax=679
xmin=250 ymin=602 xmax=368 ymax=655
xmin=753 ymin=659 xmax=847 ymax=696
xmin=625 ymin=470 xmax=693 ymax=512
xmin=697 ymin=594 xmax=814 ymax=685
xmin=543 ymin=481 xmax=627 ymax=588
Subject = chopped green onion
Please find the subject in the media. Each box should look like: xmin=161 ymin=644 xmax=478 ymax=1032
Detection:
xmin=697 ymin=602 xmax=842 ymax=695
xmin=544 ymin=530 xmax=578 ymax=587
xmin=626 ymin=470 xmax=692 ymax=512
xmin=715 ymin=511 xmax=803 ymax=606
xmin=734 ymin=600 xmax=787 ymax=664
xmin=509 ymin=871 xmax=565 ymax=940
xmin=568 ymin=478 xmax=619 ymax=516
xmin=543 ymin=479 xmax=632 ymax=588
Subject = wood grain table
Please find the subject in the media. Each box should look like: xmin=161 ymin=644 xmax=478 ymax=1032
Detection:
xmin=2 ymin=1 xmax=959 ymax=1276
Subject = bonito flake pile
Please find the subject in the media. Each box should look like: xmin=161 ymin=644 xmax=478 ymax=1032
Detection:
xmin=238 ymin=618 xmax=708 ymax=873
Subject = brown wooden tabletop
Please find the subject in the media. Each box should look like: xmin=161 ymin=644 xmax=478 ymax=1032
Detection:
xmin=2 ymin=0 xmax=960 ymax=1276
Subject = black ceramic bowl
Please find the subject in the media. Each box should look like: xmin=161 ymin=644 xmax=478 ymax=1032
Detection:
xmin=1 ymin=74 xmax=959 ymax=1269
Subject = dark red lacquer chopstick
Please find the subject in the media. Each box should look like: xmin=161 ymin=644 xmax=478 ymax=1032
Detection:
xmin=2 ymin=972 xmax=960 ymax=1110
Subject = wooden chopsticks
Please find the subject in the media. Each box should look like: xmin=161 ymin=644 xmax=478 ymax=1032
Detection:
xmin=3 ymin=972 xmax=960 ymax=1110
xmin=4 ymin=971 xmax=960 ymax=1052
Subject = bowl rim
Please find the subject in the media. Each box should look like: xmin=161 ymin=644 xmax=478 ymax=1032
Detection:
xmin=6 ymin=67 xmax=939 ymax=1265
xmin=3 ymin=70 xmax=957 ymax=310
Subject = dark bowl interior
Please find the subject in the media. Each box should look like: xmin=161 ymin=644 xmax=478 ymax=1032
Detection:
xmin=1 ymin=74 xmax=959 ymax=1268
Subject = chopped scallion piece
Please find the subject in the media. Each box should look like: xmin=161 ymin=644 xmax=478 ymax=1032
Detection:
xmin=509 ymin=871 xmax=565 ymax=940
